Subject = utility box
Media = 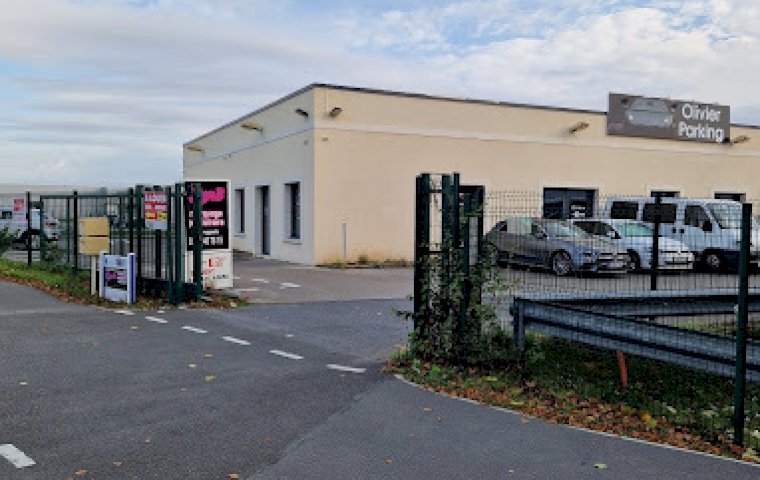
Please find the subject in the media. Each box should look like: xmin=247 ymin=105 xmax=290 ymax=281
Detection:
xmin=78 ymin=217 xmax=110 ymax=255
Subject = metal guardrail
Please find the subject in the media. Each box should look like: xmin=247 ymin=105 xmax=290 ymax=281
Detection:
xmin=511 ymin=289 xmax=760 ymax=382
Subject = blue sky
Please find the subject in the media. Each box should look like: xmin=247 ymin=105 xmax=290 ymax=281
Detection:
xmin=1 ymin=0 xmax=758 ymax=186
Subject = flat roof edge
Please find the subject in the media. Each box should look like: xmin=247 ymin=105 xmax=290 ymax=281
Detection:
xmin=184 ymin=83 xmax=760 ymax=145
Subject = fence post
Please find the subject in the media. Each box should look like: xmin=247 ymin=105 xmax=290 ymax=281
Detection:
xmin=39 ymin=199 xmax=46 ymax=262
xmin=128 ymin=187 xmax=135 ymax=254
xmin=733 ymin=202 xmax=752 ymax=446
xmin=413 ymin=174 xmax=431 ymax=333
xmin=26 ymin=191 xmax=32 ymax=266
xmin=135 ymin=186 xmax=143 ymax=285
xmin=650 ymin=194 xmax=661 ymax=291
xmin=165 ymin=186 xmax=174 ymax=304
xmin=73 ymin=191 xmax=79 ymax=269
xmin=192 ymin=182 xmax=203 ymax=299
xmin=174 ymin=182 xmax=184 ymax=303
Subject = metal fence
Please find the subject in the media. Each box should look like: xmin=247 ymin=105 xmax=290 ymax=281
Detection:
xmin=413 ymin=173 xmax=760 ymax=449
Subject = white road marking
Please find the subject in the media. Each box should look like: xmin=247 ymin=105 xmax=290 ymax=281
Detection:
xmin=181 ymin=326 xmax=208 ymax=334
xmin=270 ymin=350 xmax=304 ymax=360
xmin=222 ymin=336 xmax=251 ymax=346
xmin=252 ymin=278 xmax=270 ymax=284
xmin=145 ymin=316 xmax=167 ymax=324
xmin=236 ymin=287 xmax=260 ymax=292
xmin=233 ymin=276 xmax=241 ymax=280
xmin=157 ymin=309 xmax=166 ymax=314
xmin=279 ymin=282 xmax=301 ymax=289
xmin=114 ymin=310 xmax=135 ymax=316
xmin=0 ymin=444 xmax=36 ymax=468
xmin=326 ymin=364 xmax=366 ymax=373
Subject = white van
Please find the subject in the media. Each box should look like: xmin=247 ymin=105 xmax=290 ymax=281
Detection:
xmin=603 ymin=196 xmax=760 ymax=271
xmin=0 ymin=206 xmax=60 ymax=248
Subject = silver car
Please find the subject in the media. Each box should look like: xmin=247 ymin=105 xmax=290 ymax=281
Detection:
xmin=488 ymin=217 xmax=630 ymax=276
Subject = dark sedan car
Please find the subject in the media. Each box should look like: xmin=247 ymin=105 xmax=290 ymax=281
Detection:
xmin=487 ymin=217 xmax=630 ymax=276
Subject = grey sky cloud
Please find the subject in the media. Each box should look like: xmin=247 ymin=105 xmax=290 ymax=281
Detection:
xmin=0 ymin=0 xmax=758 ymax=186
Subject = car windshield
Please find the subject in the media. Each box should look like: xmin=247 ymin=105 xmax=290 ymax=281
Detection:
xmin=707 ymin=203 xmax=758 ymax=229
xmin=615 ymin=222 xmax=652 ymax=237
xmin=540 ymin=221 xmax=586 ymax=238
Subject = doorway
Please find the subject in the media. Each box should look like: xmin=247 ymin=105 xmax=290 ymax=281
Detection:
xmin=257 ymin=186 xmax=270 ymax=255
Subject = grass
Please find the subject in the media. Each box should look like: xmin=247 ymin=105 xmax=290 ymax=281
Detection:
xmin=320 ymin=257 xmax=413 ymax=269
xmin=387 ymin=335 xmax=760 ymax=462
xmin=0 ymin=258 xmax=243 ymax=309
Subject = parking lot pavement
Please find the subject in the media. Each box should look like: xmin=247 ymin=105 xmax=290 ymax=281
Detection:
xmin=227 ymin=256 xmax=413 ymax=303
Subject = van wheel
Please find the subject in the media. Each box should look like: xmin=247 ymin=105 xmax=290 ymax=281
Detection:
xmin=703 ymin=251 xmax=723 ymax=272
xmin=551 ymin=251 xmax=573 ymax=276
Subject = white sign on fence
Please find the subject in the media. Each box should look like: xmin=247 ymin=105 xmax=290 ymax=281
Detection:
xmin=99 ymin=252 xmax=136 ymax=304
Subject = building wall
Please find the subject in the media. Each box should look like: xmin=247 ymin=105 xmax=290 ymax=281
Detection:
xmin=311 ymin=86 xmax=760 ymax=264
xmin=183 ymin=89 xmax=315 ymax=264
xmin=185 ymin=84 xmax=760 ymax=265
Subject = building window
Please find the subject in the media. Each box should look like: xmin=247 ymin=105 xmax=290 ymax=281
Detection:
xmin=285 ymin=182 xmax=300 ymax=240
xmin=234 ymin=188 xmax=245 ymax=234
xmin=542 ymin=188 xmax=595 ymax=220
xmin=715 ymin=192 xmax=745 ymax=202
xmin=650 ymin=190 xmax=679 ymax=198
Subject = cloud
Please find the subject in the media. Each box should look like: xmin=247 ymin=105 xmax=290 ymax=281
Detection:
xmin=0 ymin=0 xmax=758 ymax=186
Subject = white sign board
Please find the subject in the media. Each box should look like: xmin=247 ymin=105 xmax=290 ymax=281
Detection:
xmin=12 ymin=197 xmax=26 ymax=223
xmin=99 ymin=252 xmax=136 ymax=304
xmin=144 ymin=190 xmax=168 ymax=230
xmin=185 ymin=250 xmax=233 ymax=290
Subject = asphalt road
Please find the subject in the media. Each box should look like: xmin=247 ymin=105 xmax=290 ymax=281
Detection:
xmin=2 ymin=281 xmax=760 ymax=479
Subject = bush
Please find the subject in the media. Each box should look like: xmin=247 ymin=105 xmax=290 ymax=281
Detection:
xmin=0 ymin=227 xmax=14 ymax=257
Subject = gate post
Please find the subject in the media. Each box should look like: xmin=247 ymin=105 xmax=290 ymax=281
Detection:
xmin=413 ymin=174 xmax=431 ymax=332
xmin=135 ymin=186 xmax=143 ymax=285
xmin=39 ymin=199 xmax=46 ymax=261
xmin=128 ymin=187 xmax=135 ymax=254
xmin=650 ymin=194 xmax=661 ymax=291
xmin=26 ymin=191 xmax=32 ymax=266
xmin=192 ymin=182 xmax=203 ymax=299
xmin=733 ymin=202 xmax=752 ymax=446
xmin=73 ymin=191 xmax=79 ymax=269
xmin=165 ymin=185 xmax=174 ymax=304
xmin=174 ymin=182 xmax=184 ymax=303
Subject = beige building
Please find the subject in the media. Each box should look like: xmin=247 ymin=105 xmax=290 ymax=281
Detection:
xmin=183 ymin=84 xmax=760 ymax=265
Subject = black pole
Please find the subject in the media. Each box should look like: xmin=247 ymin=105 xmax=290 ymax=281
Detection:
xmin=650 ymin=195 xmax=661 ymax=291
xmin=192 ymin=183 xmax=203 ymax=299
xmin=413 ymin=174 xmax=431 ymax=333
xmin=128 ymin=187 xmax=134 ymax=254
xmin=135 ymin=186 xmax=143 ymax=285
xmin=733 ymin=203 xmax=752 ymax=446
xmin=165 ymin=186 xmax=174 ymax=304
xmin=26 ymin=191 xmax=32 ymax=266
xmin=72 ymin=191 xmax=79 ymax=269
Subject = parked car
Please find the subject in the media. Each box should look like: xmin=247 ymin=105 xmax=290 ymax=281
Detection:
xmin=0 ymin=206 xmax=60 ymax=249
xmin=604 ymin=196 xmax=760 ymax=271
xmin=570 ymin=218 xmax=694 ymax=271
xmin=487 ymin=217 xmax=630 ymax=276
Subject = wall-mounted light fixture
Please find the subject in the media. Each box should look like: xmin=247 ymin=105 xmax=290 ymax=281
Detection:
xmin=295 ymin=108 xmax=309 ymax=118
xmin=185 ymin=145 xmax=204 ymax=152
xmin=329 ymin=107 xmax=343 ymax=117
xmin=240 ymin=121 xmax=263 ymax=132
xmin=569 ymin=121 xmax=590 ymax=134
xmin=732 ymin=135 xmax=751 ymax=145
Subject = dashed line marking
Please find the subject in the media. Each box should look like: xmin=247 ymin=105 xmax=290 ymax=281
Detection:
xmin=237 ymin=287 xmax=260 ymax=292
xmin=222 ymin=336 xmax=251 ymax=346
xmin=145 ymin=316 xmax=167 ymax=324
xmin=0 ymin=444 xmax=36 ymax=468
xmin=252 ymin=278 xmax=270 ymax=284
xmin=326 ymin=364 xmax=366 ymax=374
xmin=181 ymin=326 xmax=208 ymax=334
xmin=233 ymin=276 xmax=241 ymax=280
xmin=279 ymin=282 xmax=300 ymax=289
xmin=270 ymin=350 xmax=304 ymax=360
xmin=114 ymin=310 xmax=135 ymax=316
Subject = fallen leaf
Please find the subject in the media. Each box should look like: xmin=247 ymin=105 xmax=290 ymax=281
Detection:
xmin=510 ymin=400 xmax=524 ymax=407
xmin=435 ymin=416 xmax=443 ymax=423
xmin=204 ymin=375 xmax=216 ymax=382
xmin=385 ymin=459 xmax=393 ymax=464
xmin=188 ymin=363 xmax=197 ymax=369
xmin=144 ymin=438 xmax=151 ymax=444
xmin=227 ymin=474 xmax=240 ymax=479
xmin=594 ymin=463 xmax=608 ymax=469
xmin=180 ymin=387 xmax=187 ymax=392
xmin=483 ymin=376 xmax=498 ymax=382
xmin=19 ymin=381 xmax=28 ymax=386
xmin=520 ymin=418 xmax=530 ymax=424
xmin=422 ymin=407 xmax=432 ymax=413
xmin=131 ymin=326 xmax=138 ymax=330
xmin=204 ymin=353 xmax=214 ymax=359
xmin=75 ymin=469 xmax=88 ymax=476
xmin=113 ymin=461 xmax=123 ymax=467
xmin=285 ymin=334 xmax=295 ymax=338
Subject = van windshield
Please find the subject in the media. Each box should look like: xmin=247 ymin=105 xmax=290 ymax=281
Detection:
xmin=707 ymin=203 xmax=757 ymax=229
xmin=616 ymin=223 xmax=652 ymax=237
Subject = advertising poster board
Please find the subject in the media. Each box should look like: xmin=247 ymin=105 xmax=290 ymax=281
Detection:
xmin=99 ymin=252 xmax=136 ymax=304
xmin=12 ymin=197 xmax=26 ymax=223
xmin=184 ymin=180 xmax=233 ymax=290
xmin=144 ymin=190 xmax=168 ymax=230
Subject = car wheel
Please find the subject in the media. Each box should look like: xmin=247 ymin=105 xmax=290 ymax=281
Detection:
xmin=628 ymin=251 xmax=641 ymax=271
xmin=703 ymin=251 xmax=723 ymax=272
xmin=551 ymin=251 xmax=573 ymax=276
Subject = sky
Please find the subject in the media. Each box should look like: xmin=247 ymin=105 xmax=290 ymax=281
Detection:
xmin=0 ymin=0 xmax=758 ymax=187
